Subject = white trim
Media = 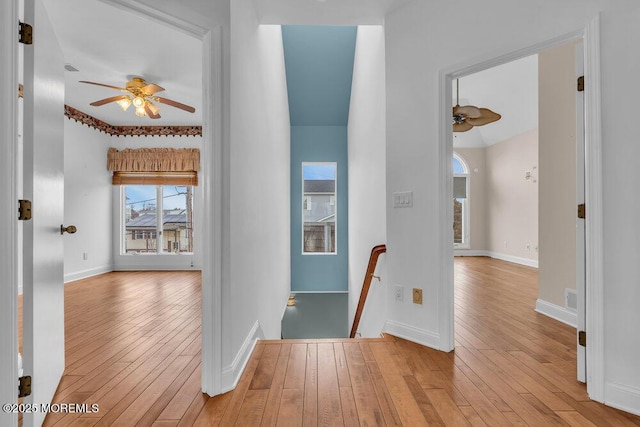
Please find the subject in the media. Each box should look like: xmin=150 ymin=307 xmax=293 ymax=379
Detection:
xmin=0 ymin=0 xmax=19 ymax=425
xmin=485 ymin=251 xmax=538 ymax=268
xmin=94 ymin=0 xmax=208 ymax=38
xmin=201 ymin=27 xmax=224 ymax=396
xmin=64 ymin=265 xmax=114 ymax=283
xmin=583 ymin=15 xmax=605 ymax=403
xmin=383 ymin=320 xmax=442 ymax=350
xmin=605 ymin=382 xmax=640 ymax=417
xmin=535 ymin=299 xmax=577 ymax=328
xmin=290 ymin=290 xmax=349 ymax=294
xmin=220 ymin=321 xmax=264 ymax=393
xmin=453 ymin=250 xmax=538 ymax=268
xmin=113 ymin=265 xmax=199 ymax=271
xmin=453 ymin=249 xmax=487 ymax=257
xmin=439 ymin=21 xmax=603 ymax=390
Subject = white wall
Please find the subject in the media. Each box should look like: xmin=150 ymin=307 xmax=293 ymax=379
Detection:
xmin=385 ymin=0 xmax=640 ymax=414
xmin=485 ymin=130 xmax=538 ymax=265
xmin=347 ymin=25 xmax=387 ymax=338
xmin=538 ymin=42 xmax=577 ymax=309
xmin=63 ymin=120 xmax=113 ymax=282
xmin=109 ymin=135 xmax=203 ymax=271
xmin=224 ymin=0 xmax=290 ymax=390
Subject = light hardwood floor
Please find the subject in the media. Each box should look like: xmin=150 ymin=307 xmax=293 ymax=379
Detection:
xmin=32 ymin=259 xmax=639 ymax=425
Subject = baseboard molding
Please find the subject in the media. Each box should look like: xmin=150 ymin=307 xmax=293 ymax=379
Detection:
xmin=535 ymin=299 xmax=577 ymax=328
xmin=220 ymin=321 xmax=264 ymax=393
xmin=454 ymin=249 xmax=538 ymax=268
xmin=454 ymin=250 xmax=487 ymax=257
xmin=64 ymin=264 xmax=114 ymax=283
xmin=605 ymin=382 xmax=640 ymax=416
xmin=383 ymin=320 xmax=442 ymax=350
xmin=114 ymin=265 xmax=202 ymax=271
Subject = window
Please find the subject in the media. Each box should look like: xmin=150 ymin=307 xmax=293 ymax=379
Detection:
xmin=123 ymin=185 xmax=194 ymax=255
xmin=453 ymin=153 xmax=470 ymax=248
xmin=302 ymin=163 xmax=337 ymax=254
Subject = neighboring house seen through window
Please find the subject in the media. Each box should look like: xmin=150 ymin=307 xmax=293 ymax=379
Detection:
xmin=302 ymin=163 xmax=337 ymax=254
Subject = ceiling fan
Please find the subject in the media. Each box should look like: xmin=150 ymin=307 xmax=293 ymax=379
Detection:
xmin=452 ymin=79 xmax=501 ymax=132
xmin=79 ymin=77 xmax=196 ymax=120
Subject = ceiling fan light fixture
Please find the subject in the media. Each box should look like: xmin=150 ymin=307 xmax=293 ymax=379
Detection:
xmin=147 ymin=102 xmax=160 ymax=116
xmin=135 ymin=106 xmax=146 ymax=117
xmin=117 ymin=97 xmax=132 ymax=111
xmin=132 ymin=96 xmax=145 ymax=108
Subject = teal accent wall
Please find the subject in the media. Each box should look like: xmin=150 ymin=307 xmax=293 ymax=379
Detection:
xmin=291 ymin=126 xmax=348 ymax=291
xmin=283 ymin=25 xmax=356 ymax=292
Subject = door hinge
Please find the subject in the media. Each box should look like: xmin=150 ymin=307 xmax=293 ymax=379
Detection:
xmin=19 ymin=21 xmax=33 ymax=45
xmin=577 ymin=76 xmax=584 ymax=92
xmin=18 ymin=199 xmax=32 ymax=221
xmin=577 ymin=203 xmax=585 ymax=219
xmin=578 ymin=330 xmax=586 ymax=347
xmin=18 ymin=376 xmax=32 ymax=398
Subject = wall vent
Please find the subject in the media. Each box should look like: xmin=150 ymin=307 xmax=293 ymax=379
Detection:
xmin=565 ymin=288 xmax=577 ymax=311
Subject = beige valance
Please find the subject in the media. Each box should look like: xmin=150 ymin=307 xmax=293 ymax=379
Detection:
xmin=107 ymin=147 xmax=200 ymax=172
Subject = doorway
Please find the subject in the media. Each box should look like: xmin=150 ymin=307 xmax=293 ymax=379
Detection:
xmin=439 ymin=20 xmax=604 ymax=401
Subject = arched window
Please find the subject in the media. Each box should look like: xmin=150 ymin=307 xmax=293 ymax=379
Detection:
xmin=453 ymin=152 xmax=470 ymax=248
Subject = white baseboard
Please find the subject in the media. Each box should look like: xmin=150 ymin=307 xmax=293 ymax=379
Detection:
xmin=454 ymin=249 xmax=487 ymax=257
xmin=605 ymin=382 xmax=640 ymax=416
xmin=535 ymin=298 xmax=577 ymax=328
xmin=454 ymin=249 xmax=538 ymax=268
xmin=383 ymin=320 xmax=442 ymax=350
xmin=114 ymin=265 xmax=202 ymax=271
xmin=64 ymin=264 xmax=114 ymax=283
xmin=221 ymin=321 xmax=264 ymax=393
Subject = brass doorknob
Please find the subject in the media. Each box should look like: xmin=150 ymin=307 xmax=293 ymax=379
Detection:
xmin=61 ymin=224 xmax=77 ymax=235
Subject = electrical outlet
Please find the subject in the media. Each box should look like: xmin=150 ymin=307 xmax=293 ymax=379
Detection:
xmin=412 ymin=288 xmax=423 ymax=304
xmin=394 ymin=285 xmax=403 ymax=301
xmin=83 ymin=252 xmax=88 ymax=261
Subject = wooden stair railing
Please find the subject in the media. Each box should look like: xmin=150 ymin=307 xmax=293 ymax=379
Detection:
xmin=350 ymin=244 xmax=387 ymax=338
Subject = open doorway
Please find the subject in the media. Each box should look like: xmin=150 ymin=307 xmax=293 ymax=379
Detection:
xmin=440 ymin=22 xmax=603 ymax=398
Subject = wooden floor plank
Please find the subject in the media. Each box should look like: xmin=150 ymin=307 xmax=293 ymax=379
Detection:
xmin=316 ymin=342 xmax=343 ymax=426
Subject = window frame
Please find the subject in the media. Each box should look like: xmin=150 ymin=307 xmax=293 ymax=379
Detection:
xmin=301 ymin=162 xmax=338 ymax=255
xmin=453 ymin=152 xmax=471 ymax=249
xmin=120 ymin=185 xmax=194 ymax=256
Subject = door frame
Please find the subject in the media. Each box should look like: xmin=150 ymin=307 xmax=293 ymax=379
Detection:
xmin=438 ymin=15 xmax=604 ymax=402
xmin=0 ymin=0 xmax=19 ymax=425
xmin=0 ymin=2 xmax=226 ymax=417
xmin=92 ymin=0 xmax=226 ymax=396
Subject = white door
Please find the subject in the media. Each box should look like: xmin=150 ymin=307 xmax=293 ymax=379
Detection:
xmin=22 ymin=0 xmax=65 ymax=425
xmin=575 ymin=41 xmax=586 ymax=383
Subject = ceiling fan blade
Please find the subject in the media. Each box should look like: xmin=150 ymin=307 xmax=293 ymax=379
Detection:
xmin=79 ymin=80 xmax=128 ymax=92
xmin=90 ymin=95 xmax=130 ymax=106
xmin=453 ymin=121 xmax=473 ymax=132
xmin=467 ymin=108 xmax=501 ymax=126
xmin=141 ymin=83 xmax=165 ymax=95
xmin=454 ymin=105 xmax=482 ymax=119
xmin=154 ymin=97 xmax=196 ymax=113
xmin=144 ymin=103 xmax=161 ymax=119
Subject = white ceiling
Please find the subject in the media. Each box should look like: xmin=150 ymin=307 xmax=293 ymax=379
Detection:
xmin=41 ymin=0 xmax=203 ymax=126
xmin=253 ymin=0 xmax=414 ymax=25
xmin=453 ymin=54 xmax=538 ymax=148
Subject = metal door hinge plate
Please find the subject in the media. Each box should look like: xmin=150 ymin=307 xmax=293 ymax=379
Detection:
xmin=577 ymin=76 xmax=584 ymax=92
xmin=578 ymin=330 xmax=586 ymax=347
xmin=18 ymin=199 xmax=32 ymax=221
xmin=18 ymin=376 xmax=32 ymax=398
xmin=578 ymin=203 xmax=586 ymax=219
xmin=19 ymin=22 xmax=33 ymax=45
